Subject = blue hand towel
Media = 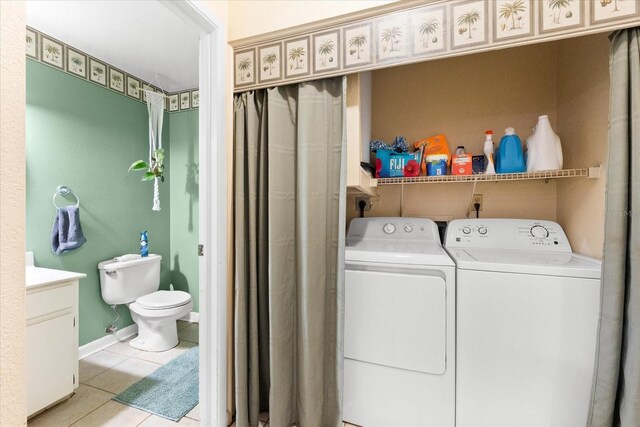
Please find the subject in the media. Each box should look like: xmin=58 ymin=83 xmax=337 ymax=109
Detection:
xmin=51 ymin=206 xmax=87 ymax=254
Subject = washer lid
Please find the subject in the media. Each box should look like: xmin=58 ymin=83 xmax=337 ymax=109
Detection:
xmin=346 ymin=241 xmax=454 ymax=266
xmin=136 ymin=290 xmax=192 ymax=310
xmin=447 ymin=248 xmax=601 ymax=278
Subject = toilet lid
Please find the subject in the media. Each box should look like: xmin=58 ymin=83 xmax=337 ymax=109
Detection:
xmin=136 ymin=290 xmax=192 ymax=310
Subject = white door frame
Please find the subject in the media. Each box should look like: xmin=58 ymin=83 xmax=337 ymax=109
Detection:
xmin=160 ymin=1 xmax=227 ymax=426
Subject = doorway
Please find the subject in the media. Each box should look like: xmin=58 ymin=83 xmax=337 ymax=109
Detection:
xmin=23 ymin=0 xmax=226 ymax=425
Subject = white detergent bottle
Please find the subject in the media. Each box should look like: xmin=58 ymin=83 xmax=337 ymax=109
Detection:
xmin=526 ymin=115 xmax=563 ymax=171
xmin=484 ymin=130 xmax=496 ymax=175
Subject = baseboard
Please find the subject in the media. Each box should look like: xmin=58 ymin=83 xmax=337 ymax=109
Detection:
xmin=78 ymin=324 xmax=138 ymax=360
xmin=180 ymin=311 xmax=200 ymax=323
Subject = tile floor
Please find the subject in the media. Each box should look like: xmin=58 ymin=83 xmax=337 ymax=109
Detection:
xmin=29 ymin=320 xmax=357 ymax=427
xmin=28 ymin=321 xmax=200 ymax=427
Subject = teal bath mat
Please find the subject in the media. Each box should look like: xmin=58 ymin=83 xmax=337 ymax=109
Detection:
xmin=114 ymin=346 xmax=198 ymax=421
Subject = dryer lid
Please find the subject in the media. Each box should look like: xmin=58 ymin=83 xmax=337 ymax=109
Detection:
xmin=346 ymin=217 xmax=454 ymax=266
xmin=346 ymin=241 xmax=454 ymax=266
xmin=136 ymin=290 xmax=192 ymax=310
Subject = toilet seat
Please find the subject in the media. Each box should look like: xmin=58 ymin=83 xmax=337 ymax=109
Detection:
xmin=136 ymin=290 xmax=191 ymax=310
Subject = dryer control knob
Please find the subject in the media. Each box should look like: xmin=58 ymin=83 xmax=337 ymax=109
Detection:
xmin=404 ymin=225 xmax=413 ymax=233
xmin=462 ymin=226 xmax=471 ymax=235
xmin=530 ymin=225 xmax=549 ymax=239
xmin=478 ymin=227 xmax=487 ymax=235
xmin=383 ymin=223 xmax=396 ymax=234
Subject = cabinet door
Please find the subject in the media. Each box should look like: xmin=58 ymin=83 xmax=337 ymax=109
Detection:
xmin=27 ymin=312 xmax=75 ymax=416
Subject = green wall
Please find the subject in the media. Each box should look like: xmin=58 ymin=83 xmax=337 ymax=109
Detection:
xmin=27 ymin=60 xmax=198 ymax=346
xmin=169 ymin=110 xmax=200 ymax=311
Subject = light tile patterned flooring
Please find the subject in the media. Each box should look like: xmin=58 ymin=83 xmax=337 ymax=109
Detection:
xmin=30 ymin=320 xmax=358 ymax=427
xmin=28 ymin=321 xmax=200 ymax=427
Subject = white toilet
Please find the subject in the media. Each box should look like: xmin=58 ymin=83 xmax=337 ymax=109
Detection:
xmin=98 ymin=254 xmax=193 ymax=352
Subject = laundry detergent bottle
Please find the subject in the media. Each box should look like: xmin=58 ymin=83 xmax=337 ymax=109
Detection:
xmin=495 ymin=127 xmax=526 ymax=173
xmin=526 ymin=115 xmax=563 ymax=171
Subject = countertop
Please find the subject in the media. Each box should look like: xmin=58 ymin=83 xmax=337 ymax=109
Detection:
xmin=25 ymin=252 xmax=86 ymax=289
xmin=26 ymin=266 xmax=86 ymax=289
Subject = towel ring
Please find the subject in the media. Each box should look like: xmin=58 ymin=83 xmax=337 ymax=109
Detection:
xmin=53 ymin=185 xmax=80 ymax=209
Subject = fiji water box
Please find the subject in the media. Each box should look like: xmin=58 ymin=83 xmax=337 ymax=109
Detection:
xmin=375 ymin=150 xmax=422 ymax=178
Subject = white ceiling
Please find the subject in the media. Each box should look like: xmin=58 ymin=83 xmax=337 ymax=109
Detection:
xmin=26 ymin=0 xmax=200 ymax=92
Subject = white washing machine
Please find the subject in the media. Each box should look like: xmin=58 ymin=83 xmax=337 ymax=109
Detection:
xmin=444 ymin=219 xmax=601 ymax=427
xmin=344 ymin=217 xmax=455 ymax=427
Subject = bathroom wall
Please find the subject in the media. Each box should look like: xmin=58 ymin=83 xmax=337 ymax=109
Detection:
xmin=26 ymin=59 xmax=172 ymax=346
xmin=1 ymin=1 xmax=27 ymax=425
xmin=169 ymin=110 xmax=200 ymax=312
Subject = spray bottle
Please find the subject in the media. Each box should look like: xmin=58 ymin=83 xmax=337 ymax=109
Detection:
xmin=484 ymin=130 xmax=496 ymax=175
xmin=140 ymin=230 xmax=149 ymax=257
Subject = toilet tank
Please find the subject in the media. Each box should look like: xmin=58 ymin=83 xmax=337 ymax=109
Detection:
xmin=98 ymin=254 xmax=161 ymax=305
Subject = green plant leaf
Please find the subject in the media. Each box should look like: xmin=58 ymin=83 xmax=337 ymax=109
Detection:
xmin=141 ymin=172 xmax=156 ymax=181
xmin=129 ymin=160 xmax=148 ymax=171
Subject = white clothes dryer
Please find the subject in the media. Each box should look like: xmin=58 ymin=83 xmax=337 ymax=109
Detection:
xmin=344 ymin=217 xmax=455 ymax=427
xmin=444 ymin=219 xmax=601 ymax=427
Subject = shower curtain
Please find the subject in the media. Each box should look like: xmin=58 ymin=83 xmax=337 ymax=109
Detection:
xmin=233 ymin=77 xmax=346 ymax=427
xmin=588 ymin=28 xmax=640 ymax=427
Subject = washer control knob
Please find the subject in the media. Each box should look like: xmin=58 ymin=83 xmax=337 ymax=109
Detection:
xmin=404 ymin=225 xmax=413 ymax=233
xmin=383 ymin=223 xmax=396 ymax=234
xmin=462 ymin=226 xmax=471 ymax=235
xmin=530 ymin=225 xmax=549 ymax=239
xmin=478 ymin=226 xmax=487 ymax=235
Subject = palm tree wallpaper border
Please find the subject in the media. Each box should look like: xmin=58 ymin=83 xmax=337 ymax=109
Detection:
xmin=377 ymin=14 xmax=409 ymax=61
xmin=67 ymin=48 xmax=87 ymax=79
xmin=285 ymin=37 xmax=310 ymax=78
xmin=591 ymin=0 xmax=640 ymax=24
xmin=313 ymin=30 xmax=340 ymax=74
xmin=259 ymin=43 xmax=283 ymax=83
xmin=235 ymin=49 xmax=256 ymax=86
xmin=452 ymin=0 xmax=488 ymax=48
xmin=126 ymin=75 xmax=141 ymax=99
xmin=89 ymin=58 xmax=107 ymax=87
xmin=26 ymin=26 xmax=199 ymax=112
xmin=26 ymin=28 xmax=38 ymax=59
xmin=540 ymin=0 xmax=583 ymax=33
xmin=232 ymin=0 xmax=640 ymax=91
xmin=494 ymin=0 xmax=534 ymax=41
xmin=411 ymin=6 xmax=446 ymax=55
xmin=344 ymin=23 xmax=372 ymax=68
xmin=41 ymin=35 xmax=64 ymax=69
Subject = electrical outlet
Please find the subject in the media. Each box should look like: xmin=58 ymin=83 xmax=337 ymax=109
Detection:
xmin=470 ymin=194 xmax=483 ymax=212
xmin=355 ymin=197 xmax=371 ymax=211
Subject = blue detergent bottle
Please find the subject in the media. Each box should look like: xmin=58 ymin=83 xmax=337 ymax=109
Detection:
xmin=495 ymin=127 xmax=526 ymax=173
xmin=140 ymin=231 xmax=148 ymax=257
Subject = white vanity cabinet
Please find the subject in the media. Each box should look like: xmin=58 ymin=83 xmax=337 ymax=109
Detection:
xmin=26 ymin=257 xmax=85 ymax=418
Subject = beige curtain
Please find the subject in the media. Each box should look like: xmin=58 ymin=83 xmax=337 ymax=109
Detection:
xmin=588 ymin=28 xmax=640 ymax=427
xmin=233 ymin=77 xmax=346 ymax=427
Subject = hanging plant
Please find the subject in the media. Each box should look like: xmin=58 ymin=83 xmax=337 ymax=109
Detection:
xmin=129 ymin=148 xmax=165 ymax=182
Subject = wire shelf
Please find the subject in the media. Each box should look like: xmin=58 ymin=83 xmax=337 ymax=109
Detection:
xmin=375 ymin=168 xmax=592 ymax=185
